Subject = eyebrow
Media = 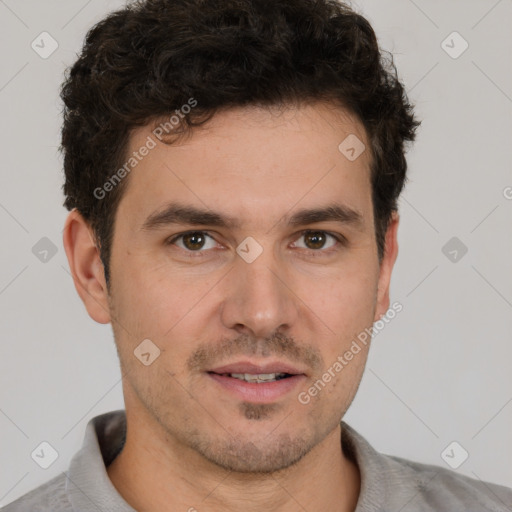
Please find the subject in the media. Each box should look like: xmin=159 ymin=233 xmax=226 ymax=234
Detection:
xmin=140 ymin=202 xmax=364 ymax=231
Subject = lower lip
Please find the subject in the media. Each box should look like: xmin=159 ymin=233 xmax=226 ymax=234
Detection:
xmin=207 ymin=373 xmax=306 ymax=403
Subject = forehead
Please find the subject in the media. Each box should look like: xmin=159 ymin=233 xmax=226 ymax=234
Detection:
xmin=116 ymin=102 xmax=373 ymax=230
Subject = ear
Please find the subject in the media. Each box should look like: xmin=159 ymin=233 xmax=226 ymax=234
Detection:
xmin=374 ymin=211 xmax=399 ymax=322
xmin=62 ymin=209 xmax=111 ymax=324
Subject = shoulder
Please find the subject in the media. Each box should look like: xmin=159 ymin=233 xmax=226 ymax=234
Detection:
xmin=341 ymin=423 xmax=512 ymax=511
xmin=383 ymin=453 xmax=512 ymax=511
xmin=0 ymin=474 xmax=73 ymax=512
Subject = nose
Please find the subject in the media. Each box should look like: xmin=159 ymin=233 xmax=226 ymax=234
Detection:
xmin=220 ymin=248 xmax=300 ymax=339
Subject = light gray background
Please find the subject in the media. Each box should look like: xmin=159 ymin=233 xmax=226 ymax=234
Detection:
xmin=1 ymin=0 xmax=511 ymax=506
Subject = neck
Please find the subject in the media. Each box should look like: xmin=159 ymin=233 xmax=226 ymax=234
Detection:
xmin=107 ymin=407 xmax=360 ymax=512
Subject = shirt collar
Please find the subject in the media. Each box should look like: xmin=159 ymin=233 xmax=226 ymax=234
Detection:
xmin=64 ymin=409 xmax=386 ymax=511
xmin=65 ymin=410 xmax=135 ymax=511
xmin=342 ymin=421 xmax=388 ymax=511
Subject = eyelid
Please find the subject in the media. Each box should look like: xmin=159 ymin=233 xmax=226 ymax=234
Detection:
xmin=166 ymin=229 xmax=347 ymax=255
xmin=291 ymin=229 xmax=346 ymax=252
xmin=166 ymin=230 xmax=223 ymax=252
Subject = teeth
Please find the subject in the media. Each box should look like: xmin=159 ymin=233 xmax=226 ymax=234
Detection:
xmin=229 ymin=372 xmax=288 ymax=383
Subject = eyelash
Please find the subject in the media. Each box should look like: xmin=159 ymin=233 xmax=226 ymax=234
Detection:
xmin=166 ymin=230 xmax=347 ymax=258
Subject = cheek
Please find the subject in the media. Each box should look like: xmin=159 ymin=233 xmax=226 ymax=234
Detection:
xmin=301 ymin=263 xmax=378 ymax=334
xmin=111 ymin=257 xmax=219 ymax=358
xmin=297 ymin=265 xmax=378 ymax=395
xmin=110 ymin=240 xmax=379 ymax=361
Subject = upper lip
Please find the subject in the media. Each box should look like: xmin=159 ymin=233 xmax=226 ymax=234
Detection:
xmin=208 ymin=361 xmax=306 ymax=376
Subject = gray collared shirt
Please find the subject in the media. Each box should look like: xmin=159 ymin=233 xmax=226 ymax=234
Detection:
xmin=2 ymin=409 xmax=511 ymax=511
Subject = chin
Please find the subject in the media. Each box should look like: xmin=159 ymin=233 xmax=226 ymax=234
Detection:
xmin=193 ymin=431 xmax=312 ymax=474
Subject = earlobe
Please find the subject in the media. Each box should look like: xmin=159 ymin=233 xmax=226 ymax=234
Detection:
xmin=62 ymin=209 xmax=111 ymax=324
xmin=374 ymin=211 xmax=399 ymax=322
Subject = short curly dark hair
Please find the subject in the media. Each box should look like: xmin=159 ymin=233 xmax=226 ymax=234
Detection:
xmin=61 ymin=0 xmax=419 ymax=287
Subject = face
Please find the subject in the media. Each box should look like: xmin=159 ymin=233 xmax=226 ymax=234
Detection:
xmin=69 ymin=102 xmax=398 ymax=473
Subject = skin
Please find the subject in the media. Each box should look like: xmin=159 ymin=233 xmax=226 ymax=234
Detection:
xmin=63 ymin=102 xmax=399 ymax=512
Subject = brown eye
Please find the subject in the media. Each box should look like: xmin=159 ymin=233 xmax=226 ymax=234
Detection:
xmin=166 ymin=230 xmax=220 ymax=257
xmin=181 ymin=232 xmax=207 ymax=250
xmin=292 ymin=230 xmax=341 ymax=253
xmin=304 ymin=231 xmax=328 ymax=249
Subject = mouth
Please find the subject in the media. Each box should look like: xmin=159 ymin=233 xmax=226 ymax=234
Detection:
xmin=206 ymin=362 xmax=307 ymax=403
xmin=216 ymin=372 xmax=292 ymax=383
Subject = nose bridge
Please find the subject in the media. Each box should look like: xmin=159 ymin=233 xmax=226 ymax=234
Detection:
xmin=220 ymin=241 xmax=298 ymax=336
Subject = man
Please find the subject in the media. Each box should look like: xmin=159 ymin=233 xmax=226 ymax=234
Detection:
xmin=3 ymin=0 xmax=511 ymax=510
